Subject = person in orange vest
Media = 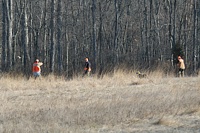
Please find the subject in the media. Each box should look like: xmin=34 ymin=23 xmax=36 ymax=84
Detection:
xmin=177 ymin=56 xmax=185 ymax=77
xmin=32 ymin=59 xmax=43 ymax=79
xmin=83 ymin=57 xmax=91 ymax=77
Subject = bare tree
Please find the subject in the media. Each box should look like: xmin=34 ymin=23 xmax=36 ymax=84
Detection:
xmin=57 ymin=0 xmax=63 ymax=75
xmin=50 ymin=0 xmax=56 ymax=73
xmin=92 ymin=0 xmax=97 ymax=72
xmin=1 ymin=0 xmax=6 ymax=71
xmin=6 ymin=0 xmax=13 ymax=70
xmin=193 ymin=0 xmax=198 ymax=73
xmin=21 ymin=0 xmax=31 ymax=74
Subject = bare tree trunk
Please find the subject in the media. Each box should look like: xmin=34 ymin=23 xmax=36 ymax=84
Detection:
xmin=43 ymin=0 xmax=48 ymax=69
xmin=70 ymin=2 xmax=77 ymax=76
xmin=183 ymin=15 xmax=188 ymax=66
xmin=173 ymin=0 xmax=176 ymax=47
xmin=114 ymin=0 xmax=119 ymax=65
xmin=139 ymin=1 xmax=144 ymax=63
xmin=172 ymin=0 xmax=176 ymax=64
xmin=149 ymin=0 xmax=152 ymax=63
xmin=6 ymin=0 xmax=13 ymax=70
xmin=193 ymin=0 xmax=197 ymax=73
xmin=154 ymin=1 xmax=162 ymax=60
xmin=144 ymin=0 xmax=149 ymax=66
xmin=98 ymin=2 xmax=103 ymax=76
xmin=1 ymin=0 xmax=6 ymax=71
xmin=168 ymin=0 xmax=174 ymax=66
xmin=65 ymin=32 xmax=69 ymax=78
xmin=50 ymin=0 xmax=55 ymax=73
xmin=197 ymin=2 xmax=200 ymax=69
xmin=29 ymin=1 xmax=33 ymax=63
xmin=92 ymin=0 xmax=97 ymax=73
xmin=57 ymin=0 xmax=63 ymax=75
xmin=21 ymin=0 xmax=31 ymax=75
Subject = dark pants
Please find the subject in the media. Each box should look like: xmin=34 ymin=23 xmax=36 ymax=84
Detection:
xmin=83 ymin=70 xmax=90 ymax=77
xmin=178 ymin=68 xmax=184 ymax=77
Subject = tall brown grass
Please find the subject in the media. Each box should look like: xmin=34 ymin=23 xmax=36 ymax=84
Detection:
xmin=0 ymin=70 xmax=199 ymax=132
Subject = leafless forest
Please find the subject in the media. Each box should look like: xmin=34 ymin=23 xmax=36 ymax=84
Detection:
xmin=1 ymin=0 xmax=200 ymax=77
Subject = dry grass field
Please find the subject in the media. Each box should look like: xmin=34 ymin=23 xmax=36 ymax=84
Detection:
xmin=0 ymin=70 xmax=200 ymax=133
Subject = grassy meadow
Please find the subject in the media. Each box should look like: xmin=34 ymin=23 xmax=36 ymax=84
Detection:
xmin=0 ymin=70 xmax=200 ymax=132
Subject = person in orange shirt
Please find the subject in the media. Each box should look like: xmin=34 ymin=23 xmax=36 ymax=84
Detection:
xmin=83 ymin=57 xmax=91 ymax=77
xmin=177 ymin=56 xmax=185 ymax=77
xmin=32 ymin=59 xmax=43 ymax=79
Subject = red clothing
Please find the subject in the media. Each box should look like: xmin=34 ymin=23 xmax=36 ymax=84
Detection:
xmin=32 ymin=62 xmax=40 ymax=72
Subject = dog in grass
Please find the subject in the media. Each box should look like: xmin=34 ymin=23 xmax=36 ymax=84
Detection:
xmin=136 ymin=71 xmax=147 ymax=78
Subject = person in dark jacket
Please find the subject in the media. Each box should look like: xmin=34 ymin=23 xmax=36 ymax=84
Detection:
xmin=83 ymin=57 xmax=91 ymax=77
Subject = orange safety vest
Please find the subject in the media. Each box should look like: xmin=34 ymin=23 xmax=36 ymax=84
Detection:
xmin=32 ymin=63 xmax=40 ymax=72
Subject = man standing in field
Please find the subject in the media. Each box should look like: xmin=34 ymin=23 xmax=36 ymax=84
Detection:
xmin=83 ymin=57 xmax=91 ymax=77
xmin=32 ymin=59 xmax=43 ymax=79
xmin=177 ymin=56 xmax=185 ymax=77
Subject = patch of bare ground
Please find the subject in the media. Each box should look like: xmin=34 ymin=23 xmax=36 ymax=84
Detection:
xmin=0 ymin=72 xmax=199 ymax=132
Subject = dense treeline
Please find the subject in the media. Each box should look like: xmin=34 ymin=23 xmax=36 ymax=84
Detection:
xmin=1 ymin=0 xmax=200 ymax=77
